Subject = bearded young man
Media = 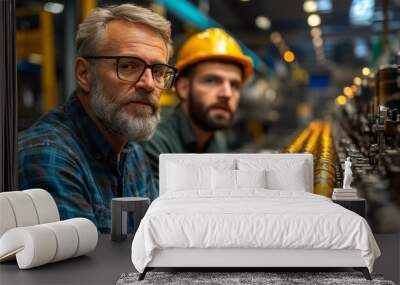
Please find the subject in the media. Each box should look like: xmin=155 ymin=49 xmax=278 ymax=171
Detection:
xmin=143 ymin=28 xmax=253 ymax=190
xmin=18 ymin=4 xmax=177 ymax=233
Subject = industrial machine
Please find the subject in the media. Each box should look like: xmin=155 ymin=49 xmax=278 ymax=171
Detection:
xmin=335 ymin=64 xmax=400 ymax=232
xmin=284 ymin=63 xmax=400 ymax=232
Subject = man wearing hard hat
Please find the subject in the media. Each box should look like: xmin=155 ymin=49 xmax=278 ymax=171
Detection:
xmin=143 ymin=28 xmax=253 ymax=190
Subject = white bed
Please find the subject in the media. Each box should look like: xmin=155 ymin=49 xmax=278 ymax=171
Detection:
xmin=131 ymin=154 xmax=380 ymax=280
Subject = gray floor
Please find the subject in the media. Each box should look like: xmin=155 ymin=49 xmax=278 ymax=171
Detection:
xmin=373 ymin=234 xmax=400 ymax=284
xmin=0 ymin=233 xmax=398 ymax=285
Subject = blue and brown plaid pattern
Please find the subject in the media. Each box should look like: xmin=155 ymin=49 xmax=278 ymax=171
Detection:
xmin=18 ymin=93 xmax=157 ymax=233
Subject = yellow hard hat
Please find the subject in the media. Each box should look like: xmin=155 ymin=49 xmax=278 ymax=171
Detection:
xmin=176 ymin=28 xmax=254 ymax=81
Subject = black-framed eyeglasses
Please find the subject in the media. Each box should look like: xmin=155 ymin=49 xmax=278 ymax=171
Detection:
xmin=83 ymin=56 xmax=178 ymax=90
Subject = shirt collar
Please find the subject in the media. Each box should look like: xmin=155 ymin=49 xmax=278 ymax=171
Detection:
xmin=176 ymin=106 xmax=197 ymax=147
xmin=64 ymin=93 xmax=135 ymax=162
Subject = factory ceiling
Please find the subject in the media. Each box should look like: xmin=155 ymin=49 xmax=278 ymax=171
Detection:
xmin=205 ymin=0 xmax=400 ymax=76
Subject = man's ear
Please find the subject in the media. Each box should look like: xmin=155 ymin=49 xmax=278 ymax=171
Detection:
xmin=175 ymin=77 xmax=190 ymax=101
xmin=75 ymin=57 xmax=92 ymax=93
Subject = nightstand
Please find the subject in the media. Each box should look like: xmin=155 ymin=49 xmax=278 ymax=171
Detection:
xmin=111 ymin=197 xmax=150 ymax=242
xmin=332 ymin=198 xmax=366 ymax=218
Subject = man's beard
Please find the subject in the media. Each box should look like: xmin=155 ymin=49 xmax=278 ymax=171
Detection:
xmin=188 ymin=87 xmax=235 ymax=132
xmin=89 ymin=77 xmax=160 ymax=142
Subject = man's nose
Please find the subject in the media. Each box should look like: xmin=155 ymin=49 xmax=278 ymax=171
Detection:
xmin=219 ymin=81 xmax=234 ymax=98
xmin=135 ymin=68 xmax=156 ymax=92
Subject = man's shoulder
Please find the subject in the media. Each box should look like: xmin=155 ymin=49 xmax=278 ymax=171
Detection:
xmin=18 ymin=109 xmax=81 ymax=155
xmin=158 ymin=108 xmax=181 ymax=131
xmin=149 ymin=108 xmax=182 ymax=142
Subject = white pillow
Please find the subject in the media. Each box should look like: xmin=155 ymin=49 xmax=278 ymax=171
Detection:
xmin=236 ymin=169 xmax=267 ymax=189
xmin=212 ymin=168 xmax=236 ymax=191
xmin=266 ymin=161 xmax=307 ymax=191
xmin=167 ymin=162 xmax=211 ymax=191
xmin=237 ymin=159 xmax=309 ymax=192
xmin=166 ymin=158 xmax=236 ymax=170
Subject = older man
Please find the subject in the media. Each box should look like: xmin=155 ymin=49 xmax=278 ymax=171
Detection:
xmin=18 ymin=4 xmax=177 ymax=233
xmin=144 ymin=28 xmax=253 ymax=189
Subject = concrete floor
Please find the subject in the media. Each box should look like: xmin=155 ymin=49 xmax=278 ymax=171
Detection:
xmin=374 ymin=233 xmax=400 ymax=284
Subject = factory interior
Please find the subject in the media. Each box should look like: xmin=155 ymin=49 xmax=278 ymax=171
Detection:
xmin=1 ymin=0 xmax=400 ymax=284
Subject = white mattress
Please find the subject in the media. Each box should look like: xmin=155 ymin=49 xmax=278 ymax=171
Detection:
xmin=131 ymin=190 xmax=380 ymax=273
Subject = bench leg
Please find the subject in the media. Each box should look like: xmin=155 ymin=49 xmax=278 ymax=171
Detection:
xmin=354 ymin=267 xmax=371 ymax=280
xmin=138 ymin=268 xmax=148 ymax=281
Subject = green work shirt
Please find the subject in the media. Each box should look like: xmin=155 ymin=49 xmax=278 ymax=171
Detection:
xmin=143 ymin=106 xmax=227 ymax=192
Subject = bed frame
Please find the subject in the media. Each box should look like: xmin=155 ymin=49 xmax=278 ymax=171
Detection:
xmin=138 ymin=154 xmax=372 ymax=281
xmin=139 ymin=248 xmax=371 ymax=280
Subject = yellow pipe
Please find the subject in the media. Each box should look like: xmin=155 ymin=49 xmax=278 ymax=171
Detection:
xmin=284 ymin=127 xmax=311 ymax=153
xmin=314 ymin=121 xmax=336 ymax=197
xmin=40 ymin=10 xmax=58 ymax=112
xmin=80 ymin=0 xmax=97 ymax=22
xmin=304 ymin=121 xmax=322 ymax=155
xmin=283 ymin=120 xmax=336 ymax=198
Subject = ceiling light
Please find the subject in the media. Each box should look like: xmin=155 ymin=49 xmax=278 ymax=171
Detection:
xmin=336 ymin=95 xmax=347 ymax=106
xmin=240 ymin=0 xmax=251 ymax=2
xmin=343 ymin=86 xmax=353 ymax=97
xmin=283 ymin=51 xmax=295 ymax=63
xmin=270 ymin=32 xmax=282 ymax=44
xmin=313 ymin=37 xmax=323 ymax=47
xmin=354 ymin=38 xmax=369 ymax=58
xmin=317 ymin=0 xmax=332 ymax=12
xmin=307 ymin=14 xmax=321 ymax=27
xmin=310 ymin=27 xmax=322 ymax=38
xmin=303 ymin=0 xmax=318 ymax=13
xmin=255 ymin=16 xmax=271 ymax=30
xmin=353 ymin=77 xmax=362 ymax=85
xmin=28 ymin=53 xmax=43 ymax=64
xmin=362 ymin=67 xmax=371 ymax=76
xmin=44 ymin=2 xmax=64 ymax=14
xmin=350 ymin=0 xmax=375 ymax=26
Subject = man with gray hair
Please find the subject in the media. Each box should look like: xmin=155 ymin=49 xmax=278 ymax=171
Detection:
xmin=18 ymin=4 xmax=177 ymax=233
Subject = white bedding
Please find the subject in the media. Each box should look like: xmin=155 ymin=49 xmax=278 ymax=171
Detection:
xmin=131 ymin=190 xmax=380 ymax=273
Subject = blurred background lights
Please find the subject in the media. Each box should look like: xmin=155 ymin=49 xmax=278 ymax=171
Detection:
xmin=336 ymin=95 xmax=347 ymax=105
xmin=43 ymin=2 xmax=64 ymax=14
xmin=270 ymin=32 xmax=282 ymax=44
xmin=255 ymin=15 xmax=271 ymax=30
xmin=283 ymin=50 xmax=295 ymax=63
xmin=350 ymin=0 xmax=375 ymax=26
xmin=354 ymin=38 xmax=369 ymax=58
xmin=343 ymin=86 xmax=353 ymax=97
xmin=313 ymin=37 xmax=323 ymax=47
xmin=353 ymin=77 xmax=362 ymax=85
xmin=317 ymin=0 xmax=332 ymax=12
xmin=28 ymin=53 xmax=43 ymax=64
xmin=303 ymin=0 xmax=318 ymax=13
xmin=310 ymin=27 xmax=322 ymax=38
xmin=307 ymin=14 xmax=321 ymax=27
xmin=362 ymin=67 xmax=371 ymax=76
